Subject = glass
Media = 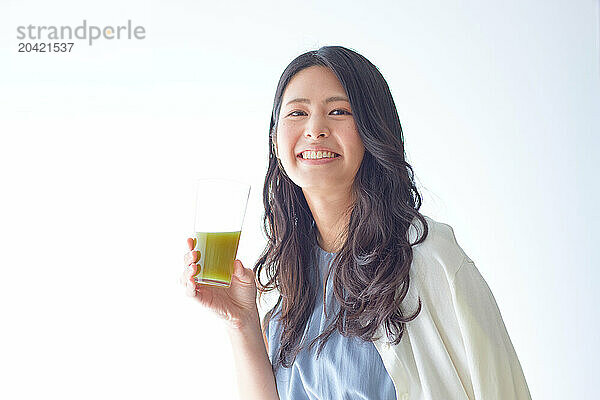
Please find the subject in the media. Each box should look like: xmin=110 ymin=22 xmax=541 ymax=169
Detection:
xmin=192 ymin=178 xmax=250 ymax=288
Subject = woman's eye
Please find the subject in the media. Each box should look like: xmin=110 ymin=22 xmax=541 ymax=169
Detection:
xmin=286 ymin=109 xmax=351 ymax=117
xmin=330 ymin=109 xmax=352 ymax=116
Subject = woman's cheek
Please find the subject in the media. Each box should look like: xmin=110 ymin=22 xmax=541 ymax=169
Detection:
xmin=278 ymin=120 xmax=296 ymax=136
xmin=278 ymin=123 xmax=302 ymax=148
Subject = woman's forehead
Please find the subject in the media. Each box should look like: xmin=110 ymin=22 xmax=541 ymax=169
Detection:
xmin=281 ymin=66 xmax=347 ymax=103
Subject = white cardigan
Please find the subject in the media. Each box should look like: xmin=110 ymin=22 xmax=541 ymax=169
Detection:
xmin=373 ymin=216 xmax=532 ymax=399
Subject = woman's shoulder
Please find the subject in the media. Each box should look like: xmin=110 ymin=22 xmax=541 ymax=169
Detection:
xmin=408 ymin=215 xmax=472 ymax=280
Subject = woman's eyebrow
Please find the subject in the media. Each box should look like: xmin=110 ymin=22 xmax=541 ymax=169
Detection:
xmin=285 ymin=96 xmax=350 ymax=106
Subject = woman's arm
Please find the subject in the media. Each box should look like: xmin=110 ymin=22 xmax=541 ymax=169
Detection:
xmin=226 ymin=308 xmax=279 ymax=400
xmin=451 ymin=258 xmax=532 ymax=399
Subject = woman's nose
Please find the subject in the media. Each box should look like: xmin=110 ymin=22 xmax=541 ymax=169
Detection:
xmin=304 ymin=130 xmax=329 ymax=139
xmin=304 ymin=117 xmax=330 ymax=139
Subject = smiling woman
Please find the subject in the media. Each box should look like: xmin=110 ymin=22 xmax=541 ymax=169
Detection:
xmin=273 ymin=65 xmax=366 ymax=232
xmin=182 ymin=45 xmax=531 ymax=400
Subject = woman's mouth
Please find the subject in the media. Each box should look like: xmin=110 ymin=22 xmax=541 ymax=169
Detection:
xmin=297 ymin=150 xmax=340 ymax=160
xmin=297 ymin=150 xmax=341 ymax=164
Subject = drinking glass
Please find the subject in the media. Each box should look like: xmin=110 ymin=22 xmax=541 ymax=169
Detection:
xmin=192 ymin=178 xmax=250 ymax=287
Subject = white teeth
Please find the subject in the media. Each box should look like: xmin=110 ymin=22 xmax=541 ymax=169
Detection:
xmin=301 ymin=151 xmax=338 ymax=159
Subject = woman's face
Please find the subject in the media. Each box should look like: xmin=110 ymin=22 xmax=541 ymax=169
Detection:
xmin=275 ymin=66 xmax=365 ymax=194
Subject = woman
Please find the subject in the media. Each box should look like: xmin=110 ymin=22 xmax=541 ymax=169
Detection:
xmin=182 ymin=46 xmax=531 ymax=400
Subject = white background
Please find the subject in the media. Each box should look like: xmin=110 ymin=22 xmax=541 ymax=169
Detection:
xmin=1 ymin=0 xmax=598 ymax=399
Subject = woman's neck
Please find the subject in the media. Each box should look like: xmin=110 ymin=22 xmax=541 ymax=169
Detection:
xmin=302 ymin=187 xmax=354 ymax=253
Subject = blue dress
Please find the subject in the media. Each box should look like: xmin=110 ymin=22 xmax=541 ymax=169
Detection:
xmin=265 ymin=246 xmax=397 ymax=400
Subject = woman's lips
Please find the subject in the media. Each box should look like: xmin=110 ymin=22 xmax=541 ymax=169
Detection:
xmin=296 ymin=155 xmax=341 ymax=165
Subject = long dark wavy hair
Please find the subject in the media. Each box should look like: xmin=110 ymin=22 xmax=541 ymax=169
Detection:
xmin=253 ymin=45 xmax=429 ymax=372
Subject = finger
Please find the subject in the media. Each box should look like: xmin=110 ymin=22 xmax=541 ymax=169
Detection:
xmin=233 ymin=260 xmax=253 ymax=285
xmin=185 ymin=281 xmax=196 ymax=297
xmin=187 ymin=237 xmax=195 ymax=251
xmin=233 ymin=259 xmax=243 ymax=277
xmin=185 ymin=263 xmax=197 ymax=280
xmin=183 ymin=250 xmax=201 ymax=266
xmin=179 ymin=262 xmax=197 ymax=286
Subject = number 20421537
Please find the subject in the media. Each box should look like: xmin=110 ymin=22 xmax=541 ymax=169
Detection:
xmin=18 ymin=42 xmax=74 ymax=52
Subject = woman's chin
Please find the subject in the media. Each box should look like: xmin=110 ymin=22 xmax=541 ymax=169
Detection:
xmin=297 ymin=178 xmax=351 ymax=194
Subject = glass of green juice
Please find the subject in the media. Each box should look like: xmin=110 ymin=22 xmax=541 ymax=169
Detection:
xmin=192 ymin=178 xmax=250 ymax=288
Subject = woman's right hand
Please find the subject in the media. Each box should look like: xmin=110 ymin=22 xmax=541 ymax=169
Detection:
xmin=181 ymin=238 xmax=259 ymax=330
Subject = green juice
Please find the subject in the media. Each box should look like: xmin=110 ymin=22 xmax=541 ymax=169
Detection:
xmin=193 ymin=231 xmax=241 ymax=287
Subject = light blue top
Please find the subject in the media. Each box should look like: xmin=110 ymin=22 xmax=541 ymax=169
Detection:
xmin=265 ymin=246 xmax=397 ymax=400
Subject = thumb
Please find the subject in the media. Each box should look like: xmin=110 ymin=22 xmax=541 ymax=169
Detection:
xmin=233 ymin=259 xmax=254 ymax=284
